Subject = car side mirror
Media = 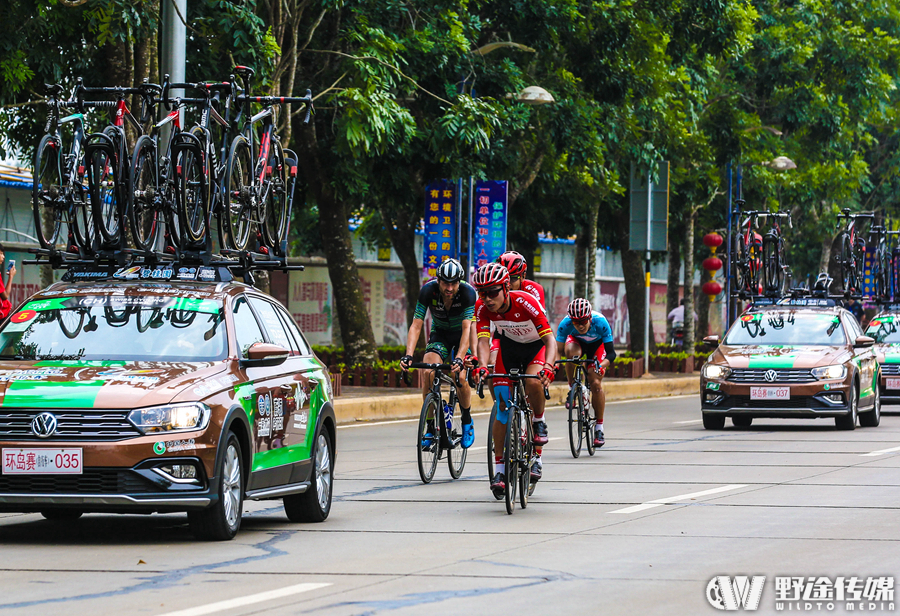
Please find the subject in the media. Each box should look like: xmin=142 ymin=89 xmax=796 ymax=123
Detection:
xmin=854 ymin=335 xmax=875 ymax=348
xmin=240 ymin=342 xmax=289 ymax=368
xmin=703 ymin=335 xmax=720 ymax=345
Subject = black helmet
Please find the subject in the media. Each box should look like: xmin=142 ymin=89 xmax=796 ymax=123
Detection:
xmin=437 ymin=258 xmax=464 ymax=283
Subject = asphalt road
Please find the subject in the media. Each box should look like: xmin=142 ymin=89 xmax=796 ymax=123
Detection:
xmin=2 ymin=395 xmax=900 ymax=616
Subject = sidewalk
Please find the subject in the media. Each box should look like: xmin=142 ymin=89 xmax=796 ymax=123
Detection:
xmin=333 ymin=373 xmax=700 ymax=425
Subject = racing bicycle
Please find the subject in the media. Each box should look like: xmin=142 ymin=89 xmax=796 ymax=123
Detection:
xmin=836 ymin=208 xmax=875 ymax=297
xmin=732 ymin=207 xmax=764 ymax=298
xmin=556 ymin=358 xmax=598 ymax=458
xmin=868 ymin=223 xmax=891 ymax=302
xmin=758 ymin=211 xmax=791 ymax=297
xmin=407 ymin=362 xmax=467 ymax=483
xmin=478 ymin=370 xmax=549 ymax=515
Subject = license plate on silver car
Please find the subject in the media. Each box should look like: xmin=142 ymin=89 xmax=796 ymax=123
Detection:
xmin=2 ymin=448 xmax=83 ymax=474
xmin=750 ymin=387 xmax=790 ymax=401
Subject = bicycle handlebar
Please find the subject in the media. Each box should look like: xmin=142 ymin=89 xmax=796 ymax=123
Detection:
xmin=235 ymin=94 xmax=313 ymax=106
xmin=476 ymin=373 xmax=551 ymax=400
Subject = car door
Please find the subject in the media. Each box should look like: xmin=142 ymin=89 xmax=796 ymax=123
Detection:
xmin=247 ymin=295 xmax=320 ymax=485
xmin=232 ymin=294 xmax=292 ymax=490
xmin=844 ymin=313 xmax=877 ymax=403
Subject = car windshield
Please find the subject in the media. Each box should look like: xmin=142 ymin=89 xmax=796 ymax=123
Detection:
xmin=724 ymin=311 xmax=846 ymax=346
xmin=866 ymin=316 xmax=900 ymax=344
xmin=0 ymin=295 xmax=226 ymax=362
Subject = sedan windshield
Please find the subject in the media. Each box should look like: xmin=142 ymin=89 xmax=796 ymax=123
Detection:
xmin=866 ymin=316 xmax=900 ymax=344
xmin=724 ymin=311 xmax=846 ymax=346
xmin=0 ymin=296 xmax=226 ymax=362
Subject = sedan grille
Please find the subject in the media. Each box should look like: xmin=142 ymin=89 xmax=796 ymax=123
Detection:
xmin=880 ymin=364 xmax=900 ymax=376
xmin=0 ymin=410 xmax=141 ymax=441
xmin=0 ymin=469 xmax=156 ymax=494
xmin=729 ymin=368 xmax=815 ymax=383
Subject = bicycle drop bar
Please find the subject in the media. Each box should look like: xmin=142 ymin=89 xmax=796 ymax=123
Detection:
xmin=476 ymin=373 xmax=550 ymax=400
xmin=555 ymin=358 xmax=601 ymax=371
xmin=235 ymin=94 xmax=313 ymax=106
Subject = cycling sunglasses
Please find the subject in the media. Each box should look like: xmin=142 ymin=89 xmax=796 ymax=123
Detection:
xmin=572 ymin=317 xmax=591 ymax=325
xmin=478 ymin=286 xmax=504 ymax=300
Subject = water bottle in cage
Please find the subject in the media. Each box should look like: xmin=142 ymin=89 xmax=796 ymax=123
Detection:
xmin=444 ymin=402 xmax=453 ymax=433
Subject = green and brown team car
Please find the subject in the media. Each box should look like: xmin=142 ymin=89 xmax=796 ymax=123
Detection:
xmin=865 ymin=309 xmax=900 ymax=404
xmin=0 ymin=269 xmax=336 ymax=540
xmin=700 ymin=298 xmax=881 ymax=430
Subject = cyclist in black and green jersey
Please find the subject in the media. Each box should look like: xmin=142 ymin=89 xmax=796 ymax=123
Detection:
xmin=400 ymin=259 xmax=477 ymax=448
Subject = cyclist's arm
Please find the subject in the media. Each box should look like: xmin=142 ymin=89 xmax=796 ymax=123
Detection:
xmin=474 ymin=301 xmax=492 ymax=376
xmin=456 ymin=319 xmax=472 ymax=364
xmin=404 ymin=318 xmax=424 ymax=359
xmin=556 ymin=340 xmax=566 ymax=360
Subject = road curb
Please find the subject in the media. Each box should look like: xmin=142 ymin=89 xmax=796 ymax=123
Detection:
xmin=333 ymin=375 xmax=699 ymax=425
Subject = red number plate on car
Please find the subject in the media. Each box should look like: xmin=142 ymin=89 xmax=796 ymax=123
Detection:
xmin=2 ymin=448 xmax=83 ymax=474
xmin=886 ymin=378 xmax=900 ymax=390
xmin=750 ymin=387 xmax=790 ymax=401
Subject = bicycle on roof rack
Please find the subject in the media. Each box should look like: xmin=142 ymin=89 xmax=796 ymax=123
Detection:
xmin=758 ymin=211 xmax=792 ymax=298
xmin=836 ymin=208 xmax=875 ymax=298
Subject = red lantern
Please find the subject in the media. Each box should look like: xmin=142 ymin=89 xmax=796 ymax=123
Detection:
xmin=703 ymin=233 xmax=723 ymax=248
xmin=702 ymin=257 xmax=723 ymax=272
xmin=702 ymin=281 xmax=723 ymax=298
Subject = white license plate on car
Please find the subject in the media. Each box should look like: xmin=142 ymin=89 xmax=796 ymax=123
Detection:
xmin=2 ymin=448 xmax=83 ymax=474
xmin=750 ymin=387 xmax=790 ymax=401
xmin=886 ymin=378 xmax=900 ymax=390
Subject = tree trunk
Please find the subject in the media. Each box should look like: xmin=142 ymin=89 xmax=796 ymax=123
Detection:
xmin=378 ymin=203 xmax=423 ymax=331
xmin=698 ymin=268 xmax=712 ymax=340
xmin=822 ymin=234 xmax=838 ymax=289
xmin=666 ymin=229 xmax=682 ymax=343
xmin=621 ymin=248 xmax=656 ymax=353
xmin=574 ymin=233 xmax=588 ymax=300
xmin=585 ymin=201 xmax=599 ymax=303
xmin=683 ymin=209 xmax=696 ymax=352
xmin=296 ymin=122 xmax=377 ymax=366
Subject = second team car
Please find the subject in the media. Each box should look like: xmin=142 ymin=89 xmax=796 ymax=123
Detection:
xmin=865 ymin=308 xmax=900 ymax=404
xmin=0 ymin=266 xmax=336 ymax=540
xmin=700 ymin=298 xmax=880 ymax=430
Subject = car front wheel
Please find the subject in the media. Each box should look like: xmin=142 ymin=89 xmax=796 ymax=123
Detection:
xmin=702 ymin=413 xmax=726 ymax=430
xmin=835 ymin=383 xmax=858 ymax=431
xmin=188 ymin=432 xmax=244 ymax=540
xmin=859 ymin=383 xmax=881 ymax=428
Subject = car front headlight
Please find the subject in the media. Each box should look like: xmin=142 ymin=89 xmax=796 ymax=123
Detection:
xmin=811 ymin=364 xmax=847 ymax=380
xmin=128 ymin=402 xmax=210 ymax=433
xmin=703 ymin=364 xmax=731 ymax=380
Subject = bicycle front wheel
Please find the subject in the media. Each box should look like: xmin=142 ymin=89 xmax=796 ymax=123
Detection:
xmin=584 ymin=390 xmax=596 ymax=457
xmin=520 ymin=417 xmax=532 ymax=508
xmin=223 ymin=136 xmax=253 ymax=250
xmin=177 ymin=128 xmax=210 ymax=246
xmin=129 ymin=136 xmax=161 ymax=251
xmin=71 ymin=147 xmax=94 ymax=254
xmin=447 ymin=401 xmax=466 ymax=479
xmin=567 ymin=385 xmax=582 ymax=458
xmin=416 ymin=394 xmax=440 ymax=484
xmin=504 ymin=406 xmax=520 ymax=515
xmin=88 ymin=128 xmax=124 ymax=247
xmin=262 ymin=138 xmax=288 ymax=250
xmin=763 ymin=236 xmax=782 ymax=295
xmin=32 ymin=135 xmax=63 ymax=249
xmin=486 ymin=400 xmax=497 ymax=480
xmin=838 ymin=234 xmax=855 ymax=295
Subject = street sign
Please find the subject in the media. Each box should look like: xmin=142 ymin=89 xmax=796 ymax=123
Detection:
xmin=422 ymin=180 xmax=457 ymax=278
xmin=472 ymin=180 xmax=508 ymax=268
xmin=628 ymin=162 xmax=669 ymax=252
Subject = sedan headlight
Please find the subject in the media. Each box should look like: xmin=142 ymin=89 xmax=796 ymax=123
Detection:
xmin=703 ymin=364 xmax=731 ymax=380
xmin=811 ymin=364 xmax=847 ymax=380
xmin=128 ymin=402 xmax=210 ymax=433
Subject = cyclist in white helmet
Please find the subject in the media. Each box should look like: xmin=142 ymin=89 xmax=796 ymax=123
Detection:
xmin=400 ymin=258 xmax=477 ymax=448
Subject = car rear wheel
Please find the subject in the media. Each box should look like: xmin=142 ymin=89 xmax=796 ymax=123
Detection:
xmin=835 ymin=383 xmax=858 ymax=431
xmin=859 ymin=383 xmax=881 ymax=428
xmin=40 ymin=509 xmax=83 ymax=521
xmin=702 ymin=413 xmax=726 ymax=430
xmin=732 ymin=415 xmax=753 ymax=428
xmin=188 ymin=432 xmax=244 ymax=540
xmin=284 ymin=429 xmax=333 ymax=523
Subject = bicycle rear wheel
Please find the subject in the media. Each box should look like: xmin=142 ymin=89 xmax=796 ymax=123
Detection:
xmin=223 ymin=136 xmax=253 ymax=250
xmin=129 ymin=135 xmax=161 ymax=251
xmin=416 ymin=394 xmax=440 ymax=484
xmin=71 ymin=147 xmax=94 ymax=254
xmin=838 ymin=234 xmax=855 ymax=295
xmin=262 ymin=139 xmax=288 ymax=250
xmin=504 ymin=406 xmax=520 ymax=515
xmin=32 ymin=135 xmax=63 ymax=249
xmin=763 ymin=236 xmax=783 ymax=295
xmin=446 ymin=401 xmax=466 ymax=479
xmin=88 ymin=128 xmax=124 ymax=247
xmin=567 ymin=386 xmax=582 ymax=458
xmin=732 ymin=233 xmax=748 ymax=295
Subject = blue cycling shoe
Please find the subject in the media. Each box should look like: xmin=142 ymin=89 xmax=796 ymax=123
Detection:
xmin=461 ymin=421 xmax=475 ymax=449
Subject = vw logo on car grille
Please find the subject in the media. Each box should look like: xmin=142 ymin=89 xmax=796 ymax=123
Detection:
xmin=31 ymin=412 xmax=58 ymax=438
xmin=764 ymin=369 xmax=778 ymax=383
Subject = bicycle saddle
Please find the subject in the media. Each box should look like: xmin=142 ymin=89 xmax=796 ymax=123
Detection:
xmin=44 ymin=84 xmax=65 ymax=97
xmin=234 ymin=65 xmax=256 ymax=78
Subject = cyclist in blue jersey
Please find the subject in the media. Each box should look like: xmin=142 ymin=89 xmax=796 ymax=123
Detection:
xmin=400 ymin=259 xmax=476 ymax=448
xmin=556 ymin=298 xmax=616 ymax=447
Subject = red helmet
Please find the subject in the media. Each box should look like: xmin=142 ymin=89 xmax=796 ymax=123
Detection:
xmin=567 ymin=298 xmax=592 ymax=321
xmin=498 ymin=251 xmax=527 ymax=277
xmin=472 ymin=263 xmax=510 ymax=289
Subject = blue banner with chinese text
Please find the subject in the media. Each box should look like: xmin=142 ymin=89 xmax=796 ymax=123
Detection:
xmin=472 ymin=180 xmax=508 ymax=268
xmin=422 ymin=180 xmax=457 ymax=279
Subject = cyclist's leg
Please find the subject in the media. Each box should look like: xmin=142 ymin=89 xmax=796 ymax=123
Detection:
xmin=490 ymin=352 xmax=511 ymax=495
xmin=487 ymin=337 xmax=499 ymax=400
xmin=523 ymin=357 xmax=546 ymax=478
xmin=564 ymin=337 xmax=584 ymax=390
xmin=422 ymin=329 xmax=451 ymax=401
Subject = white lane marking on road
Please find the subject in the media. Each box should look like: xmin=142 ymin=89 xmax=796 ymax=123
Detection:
xmin=609 ymin=484 xmax=748 ymax=514
xmin=156 ymin=583 xmax=331 ymax=616
xmin=675 ymin=419 xmax=703 ymax=424
xmin=860 ymin=445 xmax=900 ymax=457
